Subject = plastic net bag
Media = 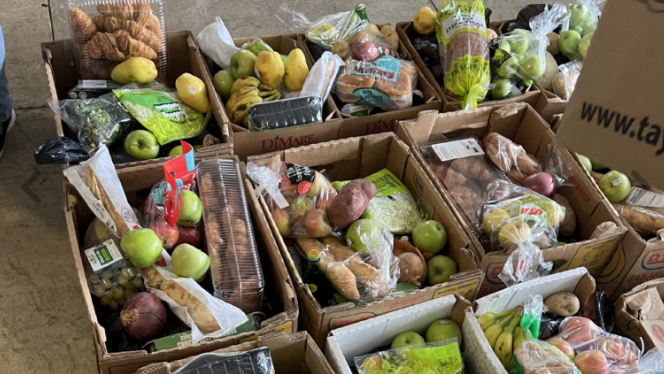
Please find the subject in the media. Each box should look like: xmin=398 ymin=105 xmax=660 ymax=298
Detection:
xmin=553 ymin=60 xmax=582 ymax=100
xmin=435 ymin=0 xmax=491 ymax=110
xmin=34 ymin=136 xmax=90 ymax=164
xmin=196 ymin=16 xmax=240 ymax=71
xmin=355 ymin=339 xmax=463 ymax=374
xmin=66 ymin=0 xmax=166 ymax=80
xmin=49 ymin=94 xmax=132 ymax=154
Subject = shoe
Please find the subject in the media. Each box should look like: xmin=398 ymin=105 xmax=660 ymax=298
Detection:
xmin=0 ymin=109 xmax=16 ymax=160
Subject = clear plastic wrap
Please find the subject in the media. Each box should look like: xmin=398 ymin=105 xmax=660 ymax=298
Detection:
xmin=248 ymin=96 xmax=323 ymax=132
xmin=300 ymin=51 xmax=344 ymax=103
xmin=499 ymin=243 xmax=553 ymax=287
xmin=613 ymin=203 xmax=664 ymax=237
xmin=196 ymin=16 xmax=240 ymax=71
xmin=67 ymin=0 xmax=166 ymax=80
xmin=512 ymin=340 xmax=579 ymax=374
xmin=335 ymin=57 xmax=417 ymax=111
xmin=345 ymin=27 xmax=399 ymax=61
xmin=114 ymin=85 xmax=208 ymax=145
xmin=482 ymin=133 xmax=543 ymax=185
xmin=560 ymin=0 xmax=604 ymax=61
xmin=198 ymin=158 xmax=264 ymax=313
xmin=171 ymin=347 xmax=275 ymax=374
xmin=436 ymin=0 xmax=491 ymax=110
xmin=247 ymin=161 xmax=338 ymax=239
xmin=48 ymin=94 xmax=132 ymax=154
xmin=639 ymin=349 xmax=664 ymax=374
xmin=553 ymin=61 xmax=582 ymax=100
xmin=354 ymin=339 xmax=463 ymax=374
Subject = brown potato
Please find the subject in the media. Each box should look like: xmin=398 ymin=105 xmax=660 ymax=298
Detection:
xmin=545 ymin=292 xmax=580 ymax=316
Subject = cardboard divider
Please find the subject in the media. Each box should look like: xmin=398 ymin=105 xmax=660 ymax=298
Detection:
xmin=533 ymin=81 xmax=568 ymax=126
xmin=326 ymin=294 xmax=471 ymax=374
xmin=615 ymin=278 xmax=664 ymax=353
xmin=395 ymin=21 xmax=540 ymax=113
xmin=246 ymin=133 xmax=484 ymax=348
xmin=42 ymin=31 xmax=232 ymax=166
xmin=64 ymin=156 xmax=298 ymax=374
xmin=397 ymin=104 xmax=626 ymax=297
xmin=136 ymin=332 xmax=334 ymax=374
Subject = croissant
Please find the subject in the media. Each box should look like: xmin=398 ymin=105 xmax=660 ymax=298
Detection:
xmin=114 ymin=30 xmax=158 ymax=60
xmin=86 ymin=32 xmax=125 ymax=62
xmin=92 ymin=15 xmax=105 ymax=31
xmin=97 ymin=2 xmax=152 ymax=21
xmin=70 ymin=7 xmax=98 ymax=43
xmin=100 ymin=16 xmax=162 ymax=52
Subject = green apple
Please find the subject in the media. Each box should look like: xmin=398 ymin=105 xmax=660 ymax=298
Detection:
xmin=583 ymin=26 xmax=596 ymax=37
xmin=507 ymin=29 xmax=529 ymax=55
xmin=171 ymin=243 xmax=210 ymax=282
xmin=426 ymin=319 xmax=462 ymax=345
xmin=427 ymin=255 xmax=457 ymax=285
xmin=599 ymin=171 xmax=631 ymax=202
xmin=290 ymin=195 xmax=314 ymax=220
xmin=391 ymin=331 xmax=425 ymax=350
xmin=490 ymin=77 xmax=513 ymax=100
xmin=518 ymin=55 xmax=544 ymax=80
xmin=578 ymin=33 xmax=593 ymax=59
xmin=230 ymin=50 xmax=257 ymax=79
xmin=346 ymin=218 xmax=383 ymax=251
xmin=194 ymin=145 xmax=204 ymax=152
xmin=177 ymin=190 xmax=203 ymax=227
xmin=169 ymin=146 xmax=183 ymax=157
xmin=213 ymin=70 xmax=235 ymax=100
xmin=559 ymin=30 xmax=582 ymax=60
xmin=591 ymin=160 xmax=607 ymax=171
xmin=413 ymin=220 xmax=448 ymax=254
xmin=577 ymin=154 xmax=592 ymax=172
xmin=569 ymin=2 xmax=590 ymax=29
xmin=120 ymin=228 xmax=163 ymax=268
xmin=497 ymin=56 xmax=518 ymax=78
xmin=124 ymin=130 xmax=159 ymax=160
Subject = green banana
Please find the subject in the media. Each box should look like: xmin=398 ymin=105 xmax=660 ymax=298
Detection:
xmin=483 ymin=313 xmax=514 ymax=348
xmin=494 ymin=311 xmax=522 ymax=369
xmin=478 ymin=310 xmax=516 ymax=332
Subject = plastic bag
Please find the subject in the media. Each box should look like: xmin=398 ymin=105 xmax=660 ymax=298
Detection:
xmin=67 ymin=0 xmax=166 ymax=80
xmin=482 ymin=133 xmax=543 ymax=184
xmin=345 ymin=27 xmax=399 ymax=61
xmin=247 ymin=161 xmax=337 ymax=239
xmin=64 ymin=145 xmax=141 ymax=237
xmin=335 ymin=56 xmax=416 ymax=111
xmin=558 ymin=0 xmax=604 ymax=61
xmin=499 ymin=243 xmax=553 ymax=287
xmin=300 ymin=51 xmax=344 ymax=103
xmin=355 ymin=339 xmax=463 ymax=374
xmin=34 ymin=136 xmax=90 ymax=164
xmin=640 ymin=349 xmax=664 ymax=374
xmin=115 ymin=86 xmax=207 ymax=145
xmin=436 ymin=0 xmax=491 ymax=110
xmin=512 ymin=340 xmax=579 ymax=374
xmin=171 ymin=347 xmax=275 ymax=374
xmin=482 ymin=180 xmax=565 ymax=252
xmin=197 ymin=16 xmax=240 ymax=70
xmin=49 ymin=94 xmax=132 ymax=154
xmin=490 ymin=3 xmax=567 ymax=82
xmin=552 ymin=60 xmax=582 ymax=100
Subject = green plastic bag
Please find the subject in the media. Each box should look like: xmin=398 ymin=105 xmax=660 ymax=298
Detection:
xmin=355 ymin=339 xmax=463 ymax=374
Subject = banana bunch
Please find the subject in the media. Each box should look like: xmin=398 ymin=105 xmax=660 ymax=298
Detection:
xmin=225 ymin=77 xmax=281 ymax=127
xmin=478 ymin=306 xmax=524 ymax=370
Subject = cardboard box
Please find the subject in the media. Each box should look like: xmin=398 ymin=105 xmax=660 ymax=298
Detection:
xmin=202 ymin=34 xmax=342 ymax=160
xmin=533 ymin=82 xmax=568 ymax=126
xmin=325 ymin=294 xmax=470 ymax=374
xmin=246 ymin=133 xmax=484 ymax=348
xmin=64 ymin=157 xmax=298 ymax=374
xmin=136 ymin=332 xmax=334 ymax=374
xmin=42 ymin=31 xmax=232 ymax=166
xmin=395 ymin=21 xmax=540 ymax=113
xmin=463 ymin=268 xmax=595 ymax=374
xmin=615 ymin=278 xmax=664 ymax=352
xmin=397 ymin=104 xmax=626 ymax=297
xmin=300 ymin=30 xmax=443 ymax=140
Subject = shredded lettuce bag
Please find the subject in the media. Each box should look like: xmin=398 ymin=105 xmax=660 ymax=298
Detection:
xmin=115 ymin=89 xmax=207 ymax=145
xmin=355 ymin=339 xmax=463 ymax=374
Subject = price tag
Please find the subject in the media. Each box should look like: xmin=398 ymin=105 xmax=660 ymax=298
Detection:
xmin=432 ymin=138 xmax=484 ymax=162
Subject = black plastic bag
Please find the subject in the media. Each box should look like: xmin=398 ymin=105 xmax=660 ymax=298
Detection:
xmin=34 ymin=137 xmax=90 ymax=164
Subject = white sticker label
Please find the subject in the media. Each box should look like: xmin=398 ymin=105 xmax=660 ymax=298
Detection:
xmin=625 ymin=187 xmax=664 ymax=208
xmin=441 ymin=12 xmax=486 ymax=43
xmin=432 ymin=138 xmax=485 ymax=162
xmin=84 ymin=239 xmax=123 ymax=273
xmin=81 ymin=80 xmax=108 ymax=88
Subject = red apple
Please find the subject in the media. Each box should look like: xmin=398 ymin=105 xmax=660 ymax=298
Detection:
xmin=560 ymin=317 xmax=597 ymax=347
xmin=548 ymin=338 xmax=575 ymax=359
xmin=177 ymin=226 xmax=201 ymax=247
xmin=574 ymin=350 xmax=608 ymax=374
xmin=598 ymin=337 xmax=626 ymax=361
xmin=149 ymin=218 xmax=179 ymax=251
xmin=522 ymin=173 xmax=556 ymax=198
xmin=352 ymin=41 xmax=380 ymax=61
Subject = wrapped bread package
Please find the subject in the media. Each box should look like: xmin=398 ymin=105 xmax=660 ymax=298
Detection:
xmin=67 ymin=0 xmax=166 ymax=79
xmin=197 ymin=158 xmax=264 ymax=313
xmin=248 ymin=96 xmax=323 ymax=132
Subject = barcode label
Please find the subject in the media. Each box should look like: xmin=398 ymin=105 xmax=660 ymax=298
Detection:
xmin=81 ymin=80 xmax=108 ymax=88
xmin=625 ymin=187 xmax=664 ymax=208
xmin=432 ymin=139 xmax=484 ymax=162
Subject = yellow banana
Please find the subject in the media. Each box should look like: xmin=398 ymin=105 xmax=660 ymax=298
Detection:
xmin=226 ymin=86 xmax=260 ymax=111
xmin=478 ymin=310 xmax=516 ymax=332
xmin=494 ymin=312 xmax=521 ymax=369
xmin=229 ymin=95 xmax=263 ymax=124
xmin=229 ymin=76 xmax=261 ymax=96
xmin=483 ymin=313 xmax=514 ymax=347
xmin=513 ymin=326 xmax=526 ymax=351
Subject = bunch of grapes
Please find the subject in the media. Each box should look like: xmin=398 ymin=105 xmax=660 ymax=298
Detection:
xmin=89 ymin=265 xmax=145 ymax=310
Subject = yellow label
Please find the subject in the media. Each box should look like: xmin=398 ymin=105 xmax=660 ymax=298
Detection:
xmin=239 ymin=320 xmax=295 ymax=343
xmin=239 ymin=335 xmax=259 ymax=343
xmin=568 ymin=236 xmax=621 ymax=273
xmin=433 ymin=278 xmax=480 ymax=300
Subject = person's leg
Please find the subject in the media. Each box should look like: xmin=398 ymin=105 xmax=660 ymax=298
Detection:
xmin=0 ymin=23 xmax=16 ymax=160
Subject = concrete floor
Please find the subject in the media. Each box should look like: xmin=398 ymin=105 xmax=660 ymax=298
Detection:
xmin=0 ymin=1 xmax=572 ymax=373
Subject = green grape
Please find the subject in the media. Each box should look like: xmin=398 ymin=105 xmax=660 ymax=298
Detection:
xmin=112 ymin=286 xmax=124 ymax=300
xmin=121 ymin=267 xmax=137 ymax=279
xmin=117 ymin=297 xmax=127 ymax=305
xmin=124 ymin=285 xmax=137 ymax=293
xmin=92 ymin=285 xmax=106 ymax=296
xmin=88 ymin=275 xmax=101 ymax=284
xmin=100 ymin=295 xmax=112 ymax=306
xmin=124 ymin=290 xmax=135 ymax=300
xmin=99 ymin=278 xmax=113 ymax=290
xmin=132 ymin=278 xmax=144 ymax=289
xmin=109 ymin=300 xmax=119 ymax=310
xmin=101 ymin=270 xmax=114 ymax=280
xmin=117 ymin=275 xmax=130 ymax=287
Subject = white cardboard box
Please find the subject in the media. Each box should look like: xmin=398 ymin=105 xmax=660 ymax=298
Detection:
xmin=325 ymin=294 xmax=471 ymax=374
xmin=461 ymin=268 xmax=596 ymax=374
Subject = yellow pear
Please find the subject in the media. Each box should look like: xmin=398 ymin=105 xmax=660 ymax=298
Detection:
xmin=111 ymin=57 xmax=158 ymax=84
xmin=255 ymin=51 xmax=285 ymax=89
xmin=380 ymin=25 xmax=399 ymax=50
xmin=284 ymin=48 xmax=309 ymax=92
xmin=176 ymin=73 xmax=209 ymax=113
xmin=414 ymin=6 xmax=437 ymax=35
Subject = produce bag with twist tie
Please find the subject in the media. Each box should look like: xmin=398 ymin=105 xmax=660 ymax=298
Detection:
xmin=549 ymin=316 xmax=641 ymax=373
xmin=64 ymin=145 xmax=141 ymax=237
xmin=560 ymin=0 xmax=604 ymax=61
xmin=354 ymin=338 xmax=463 ymax=374
xmin=436 ymin=0 xmax=491 ymax=110
xmin=482 ymin=132 xmax=543 ymax=184
xmin=296 ymin=224 xmax=399 ymax=304
xmin=196 ymin=16 xmax=240 ymax=71
xmin=275 ymin=3 xmax=368 ymax=50
xmin=490 ymin=3 xmax=567 ymax=83
xmin=511 ymin=340 xmax=580 ymax=374
xmin=553 ymin=60 xmax=582 ymax=100
xmin=247 ymin=161 xmax=338 ymax=239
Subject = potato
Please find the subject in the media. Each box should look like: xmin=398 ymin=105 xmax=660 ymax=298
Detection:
xmin=328 ymin=179 xmax=376 ymax=230
xmin=553 ymin=68 xmax=581 ymax=100
xmin=546 ymin=33 xmax=560 ymax=55
xmin=545 ymin=292 xmax=580 ymax=317
xmin=554 ymin=195 xmax=576 ymax=236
